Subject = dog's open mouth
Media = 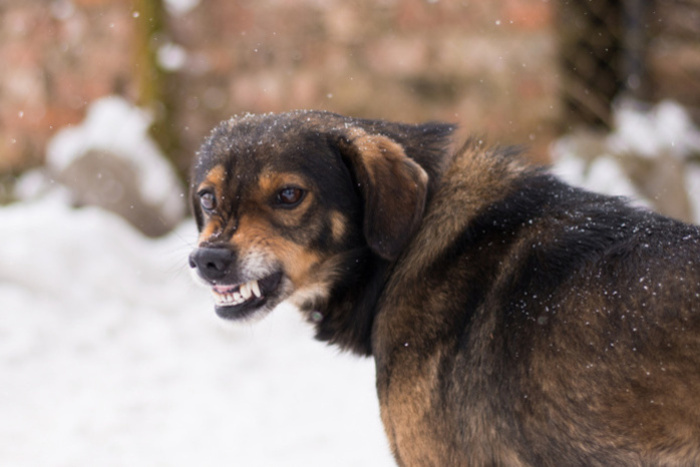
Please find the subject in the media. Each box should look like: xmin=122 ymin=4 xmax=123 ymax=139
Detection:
xmin=211 ymin=272 xmax=283 ymax=319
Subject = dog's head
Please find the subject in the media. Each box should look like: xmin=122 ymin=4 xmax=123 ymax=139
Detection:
xmin=188 ymin=110 xmax=454 ymax=322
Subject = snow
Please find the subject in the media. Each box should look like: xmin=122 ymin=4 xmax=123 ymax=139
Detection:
xmin=45 ymin=96 xmax=185 ymax=225
xmin=158 ymin=43 xmax=188 ymax=72
xmin=164 ymin=0 xmax=200 ymax=16
xmin=0 ymin=195 xmax=393 ymax=466
xmin=552 ymin=147 xmax=645 ymax=203
xmin=608 ymin=99 xmax=700 ymax=160
xmin=552 ymin=98 xmax=700 ymax=222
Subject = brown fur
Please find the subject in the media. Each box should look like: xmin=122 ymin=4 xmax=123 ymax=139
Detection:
xmin=189 ymin=111 xmax=700 ymax=466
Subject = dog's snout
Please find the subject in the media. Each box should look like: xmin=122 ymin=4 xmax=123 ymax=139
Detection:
xmin=189 ymin=247 xmax=236 ymax=282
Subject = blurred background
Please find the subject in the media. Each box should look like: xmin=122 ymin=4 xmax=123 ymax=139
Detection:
xmin=3 ymin=0 xmax=700 ymax=226
xmin=1 ymin=0 xmax=700 ymax=466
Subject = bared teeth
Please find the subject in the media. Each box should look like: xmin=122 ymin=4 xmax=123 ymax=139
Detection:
xmin=250 ymin=280 xmax=261 ymax=298
xmin=211 ymin=279 xmax=262 ymax=306
xmin=240 ymin=282 xmax=252 ymax=300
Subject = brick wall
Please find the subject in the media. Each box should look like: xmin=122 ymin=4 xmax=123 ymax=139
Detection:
xmin=0 ymin=0 xmax=559 ymax=176
xmin=1 ymin=0 xmax=137 ymax=173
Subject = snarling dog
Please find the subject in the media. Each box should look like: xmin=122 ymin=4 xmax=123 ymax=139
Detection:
xmin=189 ymin=111 xmax=700 ymax=466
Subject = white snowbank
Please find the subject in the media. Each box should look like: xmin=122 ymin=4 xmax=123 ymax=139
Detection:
xmin=608 ymin=99 xmax=700 ymax=160
xmin=0 ymin=195 xmax=393 ymax=467
xmin=552 ymin=147 xmax=644 ymax=203
xmin=45 ymin=96 xmax=185 ymax=226
xmin=552 ymin=99 xmax=700 ymax=221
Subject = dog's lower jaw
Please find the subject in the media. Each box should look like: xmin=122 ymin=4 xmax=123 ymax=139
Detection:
xmin=210 ymin=274 xmax=332 ymax=325
xmin=189 ymin=261 xmax=289 ymax=321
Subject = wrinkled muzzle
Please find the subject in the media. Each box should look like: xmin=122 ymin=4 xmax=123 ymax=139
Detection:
xmin=189 ymin=245 xmax=284 ymax=320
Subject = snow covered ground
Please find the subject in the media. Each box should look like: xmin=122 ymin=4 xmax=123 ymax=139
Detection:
xmin=0 ymin=196 xmax=393 ymax=467
xmin=3 ymin=96 xmax=700 ymax=467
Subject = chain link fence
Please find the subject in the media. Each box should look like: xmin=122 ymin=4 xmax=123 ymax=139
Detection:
xmin=558 ymin=0 xmax=700 ymax=131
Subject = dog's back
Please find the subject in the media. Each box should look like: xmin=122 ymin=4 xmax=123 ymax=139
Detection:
xmin=375 ymin=141 xmax=700 ymax=466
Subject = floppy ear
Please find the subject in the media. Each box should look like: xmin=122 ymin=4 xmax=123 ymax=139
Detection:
xmin=337 ymin=128 xmax=428 ymax=260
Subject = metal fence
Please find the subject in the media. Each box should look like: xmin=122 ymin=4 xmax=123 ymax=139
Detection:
xmin=558 ymin=0 xmax=700 ymax=130
xmin=557 ymin=0 xmax=652 ymax=130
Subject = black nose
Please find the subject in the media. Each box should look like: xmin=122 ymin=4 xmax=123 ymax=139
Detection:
xmin=189 ymin=247 xmax=236 ymax=282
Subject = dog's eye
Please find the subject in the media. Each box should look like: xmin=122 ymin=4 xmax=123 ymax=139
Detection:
xmin=199 ymin=191 xmax=217 ymax=212
xmin=276 ymin=187 xmax=305 ymax=207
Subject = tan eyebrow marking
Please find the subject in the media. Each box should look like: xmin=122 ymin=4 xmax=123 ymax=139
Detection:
xmin=258 ymin=171 xmax=309 ymax=196
xmin=198 ymin=164 xmax=227 ymax=194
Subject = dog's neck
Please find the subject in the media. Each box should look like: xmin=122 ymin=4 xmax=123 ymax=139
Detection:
xmin=306 ymin=248 xmax=390 ymax=356
xmin=306 ymin=144 xmax=456 ymax=355
xmin=309 ymin=141 xmax=540 ymax=356
xmin=302 ymin=140 xmax=537 ymax=356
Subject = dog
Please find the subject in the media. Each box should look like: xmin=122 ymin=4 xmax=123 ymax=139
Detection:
xmin=188 ymin=110 xmax=700 ymax=466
